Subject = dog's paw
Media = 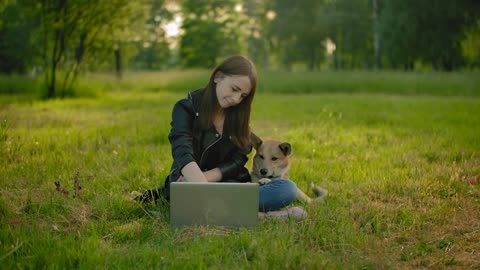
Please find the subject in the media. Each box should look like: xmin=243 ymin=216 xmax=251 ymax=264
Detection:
xmin=258 ymin=178 xmax=272 ymax=185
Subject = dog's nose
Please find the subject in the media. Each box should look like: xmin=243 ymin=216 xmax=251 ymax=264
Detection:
xmin=260 ymin=169 xmax=267 ymax=175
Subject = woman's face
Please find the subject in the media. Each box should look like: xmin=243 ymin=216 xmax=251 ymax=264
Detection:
xmin=214 ymin=73 xmax=251 ymax=109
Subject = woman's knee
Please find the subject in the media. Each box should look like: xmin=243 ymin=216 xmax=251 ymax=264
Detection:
xmin=277 ymin=179 xmax=298 ymax=202
xmin=266 ymin=179 xmax=297 ymax=203
xmin=258 ymin=179 xmax=298 ymax=212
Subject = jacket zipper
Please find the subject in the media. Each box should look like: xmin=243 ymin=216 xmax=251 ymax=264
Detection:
xmin=199 ymin=134 xmax=222 ymax=167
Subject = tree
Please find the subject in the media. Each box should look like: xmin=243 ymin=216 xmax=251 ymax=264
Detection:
xmin=372 ymin=0 xmax=381 ymax=69
xmin=415 ymin=1 xmax=467 ymax=70
xmin=379 ymin=0 xmax=418 ymax=70
xmin=37 ymin=0 xmax=148 ymax=98
xmin=129 ymin=0 xmax=172 ymax=70
xmin=461 ymin=20 xmax=480 ymax=67
xmin=270 ymin=0 xmax=374 ymax=71
xmin=179 ymin=0 xmax=245 ymax=68
xmin=243 ymin=0 xmax=274 ymax=69
xmin=0 ymin=0 xmax=39 ymax=73
xmin=326 ymin=0 xmax=373 ymax=69
xmin=380 ymin=0 xmax=479 ymax=71
xmin=270 ymin=0 xmax=328 ymax=71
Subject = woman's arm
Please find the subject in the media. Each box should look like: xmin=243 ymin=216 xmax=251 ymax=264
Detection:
xmin=180 ymin=162 xmax=208 ymax=182
xmin=169 ymin=100 xmax=196 ymax=171
xmin=204 ymin=168 xmax=222 ymax=182
xmin=181 ymin=162 xmax=222 ymax=182
xmin=216 ymin=146 xmax=251 ymax=180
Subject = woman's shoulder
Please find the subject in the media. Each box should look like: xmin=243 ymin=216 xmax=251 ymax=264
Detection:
xmin=184 ymin=88 xmax=204 ymax=110
xmin=187 ymin=88 xmax=205 ymax=101
xmin=174 ymin=88 xmax=204 ymax=113
xmin=176 ymin=88 xmax=202 ymax=103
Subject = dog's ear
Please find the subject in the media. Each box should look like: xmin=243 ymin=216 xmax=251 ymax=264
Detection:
xmin=279 ymin=142 xmax=291 ymax=156
xmin=250 ymin=132 xmax=263 ymax=149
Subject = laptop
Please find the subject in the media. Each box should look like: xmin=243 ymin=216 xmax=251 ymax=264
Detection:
xmin=170 ymin=182 xmax=259 ymax=228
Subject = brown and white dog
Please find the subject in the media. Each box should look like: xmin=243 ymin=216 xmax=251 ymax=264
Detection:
xmin=250 ymin=133 xmax=327 ymax=203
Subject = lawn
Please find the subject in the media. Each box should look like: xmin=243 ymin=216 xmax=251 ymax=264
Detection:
xmin=0 ymin=70 xmax=479 ymax=269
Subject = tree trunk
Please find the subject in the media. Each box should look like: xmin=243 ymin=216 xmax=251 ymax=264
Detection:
xmin=307 ymin=49 xmax=315 ymax=71
xmin=48 ymin=29 xmax=61 ymax=98
xmin=62 ymin=32 xmax=87 ymax=95
xmin=263 ymin=53 xmax=269 ymax=70
xmin=47 ymin=69 xmax=56 ymax=98
xmin=114 ymin=45 xmax=122 ymax=79
xmin=432 ymin=60 xmax=438 ymax=71
xmin=45 ymin=0 xmax=67 ymax=98
xmin=372 ymin=0 xmax=381 ymax=70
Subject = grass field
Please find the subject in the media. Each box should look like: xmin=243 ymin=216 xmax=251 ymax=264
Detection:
xmin=1 ymin=70 xmax=479 ymax=269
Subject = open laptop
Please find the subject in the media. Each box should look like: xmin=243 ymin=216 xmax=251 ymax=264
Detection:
xmin=170 ymin=182 xmax=259 ymax=228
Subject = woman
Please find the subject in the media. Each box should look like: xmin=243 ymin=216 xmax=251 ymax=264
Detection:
xmin=137 ymin=55 xmax=305 ymax=219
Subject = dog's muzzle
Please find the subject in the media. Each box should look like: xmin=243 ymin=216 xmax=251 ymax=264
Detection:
xmin=260 ymin=169 xmax=277 ymax=179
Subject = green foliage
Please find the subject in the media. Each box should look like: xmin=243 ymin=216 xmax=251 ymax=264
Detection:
xmin=242 ymin=0 xmax=274 ymax=69
xmin=461 ymin=20 xmax=480 ymax=67
xmin=129 ymin=0 xmax=172 ymax=70
xmin=2 ymin=0 xmax=480 ymax=80
xmin=0 ymin=71 xmax=479 ymax=268
xmin=36 ymin=0 xmax=151 ymax=97
xmin=0 ymin=0 xmax=39 ymax=73
xmin=179 ymin=0 xmax=245 ymax=68
xmin=326 ymin=0 xmax=373 ymax=69
xmin=271 ymin=1 xmax=328 ymax=70
xmin=380 ymin=0 xmax=479 ymax=70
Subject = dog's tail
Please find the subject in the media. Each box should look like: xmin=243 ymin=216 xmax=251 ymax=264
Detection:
xmin=310 ymin=182 xmax=328 ymax=202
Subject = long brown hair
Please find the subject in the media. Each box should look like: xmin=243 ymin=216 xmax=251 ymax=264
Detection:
xmin=198 ymin=55 xmax=257 ymax=150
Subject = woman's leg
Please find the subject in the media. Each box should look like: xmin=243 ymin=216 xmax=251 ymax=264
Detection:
xmin=222 ymin=178 xmax=300 ymax=214
xmin=259 ymin=179 xmax=297 ymax=212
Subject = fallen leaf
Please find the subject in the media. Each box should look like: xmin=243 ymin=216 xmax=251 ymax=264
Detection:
xmin=72 ymin=171 xmax=81 ymax=198
xmin=468 ymin=176 xmax=478 ymax=185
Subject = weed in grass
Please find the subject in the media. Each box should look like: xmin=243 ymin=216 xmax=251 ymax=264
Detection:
xmin=0 ymin=118 xmax=8 ymax=141
xmin=437 ymin=239 xmax=451 ymax=250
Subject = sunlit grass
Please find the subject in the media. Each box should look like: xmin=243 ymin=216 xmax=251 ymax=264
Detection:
xmin=0 ymin=71 xmax=479 ymax=269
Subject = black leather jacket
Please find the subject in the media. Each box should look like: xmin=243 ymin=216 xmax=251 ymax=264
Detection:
xmin=160 ymin=88 xmax=252 ymax=199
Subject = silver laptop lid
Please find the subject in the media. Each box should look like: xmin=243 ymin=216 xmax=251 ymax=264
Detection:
xmin=170 ymin=182 xmax=259 ymax=228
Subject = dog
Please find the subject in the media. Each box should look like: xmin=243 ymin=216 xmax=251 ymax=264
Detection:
xmin=250 ymin=133 xmax=327 ymax=203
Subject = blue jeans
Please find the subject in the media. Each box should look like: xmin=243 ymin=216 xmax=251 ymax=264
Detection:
xmin=224 ymin=179 xmax=297 ymax=212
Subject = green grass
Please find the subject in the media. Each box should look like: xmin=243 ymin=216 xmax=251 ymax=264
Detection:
xmin=1 ymin=71 xmax=479 ymax=269
xmin=82 ymin=70 xmax=479 ymax=96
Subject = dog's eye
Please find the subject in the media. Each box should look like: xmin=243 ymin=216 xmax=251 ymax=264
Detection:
xmin=271 ymin=157 xmax=278 ymax=161
xmin=259 ymin=155 xmax=264 ymax=159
